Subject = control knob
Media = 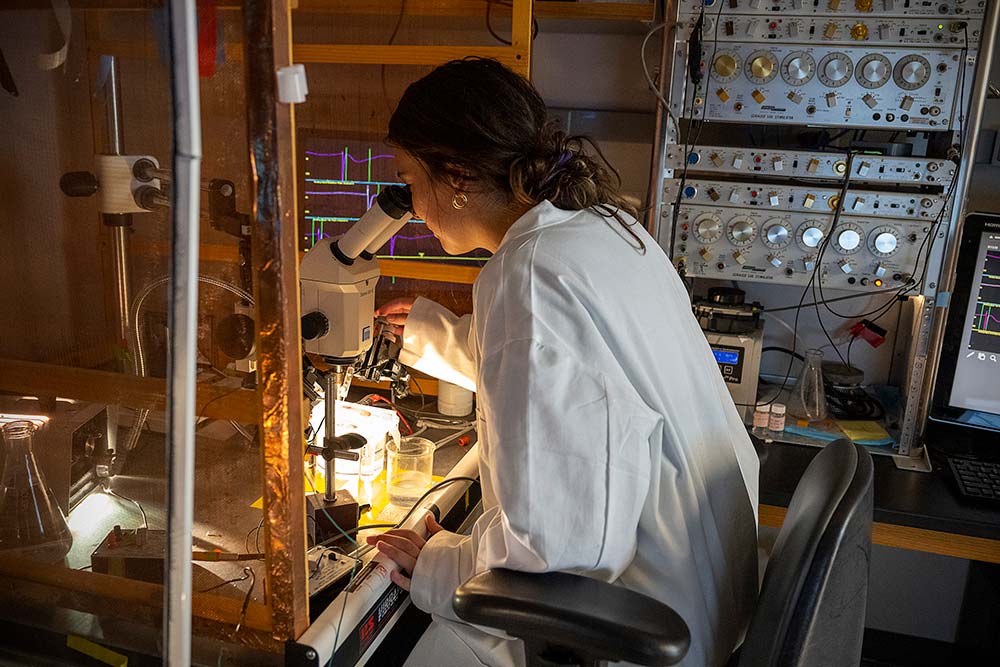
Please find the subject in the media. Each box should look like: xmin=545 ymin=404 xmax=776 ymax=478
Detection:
xmin=728 ymin=218 xmax=757 ymax=246
xmin=694 ymin=214 xmax=723 ymax=244
xmin=870 ymin=227 xmax=900 ymax=256
xmin=763 ymin=220 xmax=791 ymax=248
xmin=834 ymin=224 xmax=864 ymax=254
xmin=746 ymin=50 xmax=778 ymax=85
xmin=781 ymin=52 xmax=815 ymax=86
xmin=893 ymin=54 xmax=932 ymax=91
xmin=856 ymin=54 xmax=891 ymax=89
xmin=713 ymin=53 xmax=742 ymax=83
xmin=818 ymin=53 xmax=853 ymax=88
xmin=798 ymin=223 xmax=826 ymax=249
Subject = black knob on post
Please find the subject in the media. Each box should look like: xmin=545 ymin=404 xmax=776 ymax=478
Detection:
xmin=60 ymin=171 xmax=99 ymax=197
xmin=301 ymin=311 xmax=330 ymax=341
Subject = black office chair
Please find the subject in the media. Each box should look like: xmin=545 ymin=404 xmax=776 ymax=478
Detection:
xmin=452 ymin=439 xmax=874 ymax=667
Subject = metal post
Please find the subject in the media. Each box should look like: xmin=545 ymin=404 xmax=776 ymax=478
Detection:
xmin=644 ymin=0 xmax=678 ymax=240
xmin=896 ymin=3 xmax=1000 ymax=462
xmin=102 ymin=56 xmax=136 ymax=355
xmin=164 ymin=0 xmax=201 ymax=664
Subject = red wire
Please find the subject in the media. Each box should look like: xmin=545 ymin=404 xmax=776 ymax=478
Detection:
xmin=367 ymin=394 xmax=413 ymax=435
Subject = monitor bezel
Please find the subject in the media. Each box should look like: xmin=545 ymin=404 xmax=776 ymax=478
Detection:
xmin=926 ymin=211 xmax=1000 ymax=453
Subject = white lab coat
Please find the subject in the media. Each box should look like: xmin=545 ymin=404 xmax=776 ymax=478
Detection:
xmin=397 ymin=201 xmax=760 ymax=667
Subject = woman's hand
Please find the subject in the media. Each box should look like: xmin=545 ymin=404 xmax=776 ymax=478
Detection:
xmin=365 ymin=514 xmax=444 ymax=591
xmin=375 ymin=297 xmax=417 ymax=336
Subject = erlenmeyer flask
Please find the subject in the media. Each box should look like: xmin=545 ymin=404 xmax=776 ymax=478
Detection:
xmin=0 ymin=421 xmax=73 ymax=563
xmin=791 ymin=349 xmax=828 ymax=422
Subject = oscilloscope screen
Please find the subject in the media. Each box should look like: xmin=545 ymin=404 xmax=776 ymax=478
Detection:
xmin=298 ymin=133 xmax=488 ymax=314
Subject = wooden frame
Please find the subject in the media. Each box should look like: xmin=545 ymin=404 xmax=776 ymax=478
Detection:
xmin=759 ymin=504 xmax=1000 ymax=565
xmin=293 ymin=0 xmax=534 ymax=77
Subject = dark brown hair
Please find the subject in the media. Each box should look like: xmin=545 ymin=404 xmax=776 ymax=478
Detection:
xmin=386 ymin=57 xmax=644 ymax=251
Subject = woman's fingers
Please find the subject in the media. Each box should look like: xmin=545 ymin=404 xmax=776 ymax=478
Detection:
xmin=375 ymin=297 xmax=416 ymax=317
xmin=373 ymin=539 xmax=417 ymax=573
xmin=390 ymin=568 xmax=411 ymax=591
xmin=425 ymin=514 xmax=444 ymax=536
xmin=371 ymin=532 xmax=424 ymax=558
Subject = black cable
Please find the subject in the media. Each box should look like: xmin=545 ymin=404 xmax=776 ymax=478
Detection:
xmin=809 ymin=152 xmax=856 ymax=364
xmin=847 ymin=334 xmax=858 ymax=369
xmin=764 ymin=287 xmax=904 ymax=313
xmin=763 ymin=346 xmax=806 ymax=362
xmin=669 ymin=2 xmax=723 ymax=261
xmin=485 ymin=1 xmax=540 ymax=46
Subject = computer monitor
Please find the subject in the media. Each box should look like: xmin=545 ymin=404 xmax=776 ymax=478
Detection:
xmin=927 ymin=212 xmax=1000 ymax=455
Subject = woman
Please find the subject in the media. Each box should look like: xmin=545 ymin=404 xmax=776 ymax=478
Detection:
xmin=367 ymin=58 xmax=759 ymax=667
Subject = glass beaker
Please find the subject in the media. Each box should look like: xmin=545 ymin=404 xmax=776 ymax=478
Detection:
xmin=0 ymin=421 xmax=73 ymax=563
xmin=386 ymin=437 xmax=434 ymax=506
xmin=791 ymin=349 xmax=828 ymax=422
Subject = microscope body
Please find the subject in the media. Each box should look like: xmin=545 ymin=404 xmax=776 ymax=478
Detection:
xmin=299 ymin=185 xmax=413 ymax=546
xmin=300 ymin=238 xmax=379 ymax=363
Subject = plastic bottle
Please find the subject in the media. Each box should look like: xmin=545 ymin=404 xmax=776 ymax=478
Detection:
xmin=752 ymin=405 xmax=771 ymax=437
xmin=769 ymin=403 xmax=787 ymax=433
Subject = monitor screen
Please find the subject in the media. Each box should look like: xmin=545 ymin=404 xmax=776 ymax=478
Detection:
xmin=297 ymin=132 xmax=489 ymax=315
xmin=930 ymin=214 xmax=1000 ymax=441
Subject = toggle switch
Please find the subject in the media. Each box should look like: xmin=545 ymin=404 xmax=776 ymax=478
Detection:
xmin=852 ymin=197 xmax=866 ymax=211
xmin=863 ymin=94 xmax=877 ymax=109
xmin=732 ymin=154 xmax=744 ymax=169
xmin=828 ymin=0 xmax=841 ymax=9
xmin=857 ymin=161 xmax=871 ymax=176
xmin=804 ymin=256 xmax=817 ymax=271
xmin=699 ymin=247 xmax=715 ymax=261
xmin=807 ymin=159 xmax=820 ymax=173
xmin=746 ymin=19 xmax=759 ymax=36
xmin=839 ymin=259 xmax=854 ymax=274
xmin=874 ymin=263 xmax=887 ymax=277
xmin=824 ymin=22 xmax=839 ymax=39
xmin=728 ymin=189 xmax=741 ymax=204
xmin=804 ymin=193 xmax=817 ymax=208
xmin=708 ymin=187 xmax=721 ymax=201
xmin=769 ymin=192 xmax=781 ymax=206
xmin=725 ymin=20 xmax=736 ymax=36
xmin=710 ymin=153 xmax=723 ymax=167
xmin=789 ymin=23 xmax=800 ymax=38
xmin=772 ymin=157 xmax=784 ymax=171
xmin=752 ymin=89 xmax=766 ymax=104
xmin=768 ymin=254 xmax=783 ymax=268
xmin=901 ymin=95 xmax=914 ymax=110
xmin=788 ymin=91 xmax=803 ymax=104
xmin=826 ymin=92 xmax=838 ymax=107
xmin=716 ymin=88 xmax=730 ymax=102
xmin=733 ymin=250 xmax=748 ymax=265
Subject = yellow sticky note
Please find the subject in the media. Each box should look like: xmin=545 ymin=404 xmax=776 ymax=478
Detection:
xmin=837 ymin=420 xmax=890 ymax=442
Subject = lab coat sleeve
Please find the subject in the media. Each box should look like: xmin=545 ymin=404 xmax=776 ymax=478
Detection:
xmin=410 ymin=337 xmax=657 ymax=621
xmin=398 ymin=297 xmax=476 ymax=392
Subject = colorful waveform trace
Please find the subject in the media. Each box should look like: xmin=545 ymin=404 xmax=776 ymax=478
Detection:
xmin=970 ymin=242 xmax=1000 ymax=355
xmin=301 ymin=140 xmax=489 ymax=267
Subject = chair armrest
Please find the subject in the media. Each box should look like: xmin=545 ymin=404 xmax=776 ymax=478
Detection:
xmin=452 ymin=569 xmax=689 ymax=666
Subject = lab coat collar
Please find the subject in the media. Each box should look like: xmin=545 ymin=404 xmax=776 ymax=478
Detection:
xmin=496 ymin=200 xmax=583 ymax=253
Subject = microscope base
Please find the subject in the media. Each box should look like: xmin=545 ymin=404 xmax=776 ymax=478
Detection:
xmin=307 ymin=490 xmax=359 ymax=547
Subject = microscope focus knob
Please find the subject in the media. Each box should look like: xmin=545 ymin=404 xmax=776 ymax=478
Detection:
xmin=301 ymin=311 xmax=330 ymax=341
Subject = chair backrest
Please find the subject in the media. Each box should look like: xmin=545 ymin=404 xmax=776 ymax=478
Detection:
xmin=738 ymin=439 xmax=874 ymax=667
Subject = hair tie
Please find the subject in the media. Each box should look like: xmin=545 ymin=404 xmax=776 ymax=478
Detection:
xmin=538 ymin=150 xmax=574 ymax=189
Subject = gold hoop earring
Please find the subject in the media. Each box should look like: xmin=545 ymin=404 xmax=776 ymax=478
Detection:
xmin=451 ymin=192 xmax=468 ymax=210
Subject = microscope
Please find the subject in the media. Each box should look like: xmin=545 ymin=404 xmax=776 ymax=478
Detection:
xmin=300 ymin=185 xmax=413 ymax=543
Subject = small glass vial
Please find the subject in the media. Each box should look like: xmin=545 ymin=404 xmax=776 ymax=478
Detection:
xmin=769 ymin=403 xmax=787 ymax=434
xmin=752 ymin=404 xmax=771 ymax=436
